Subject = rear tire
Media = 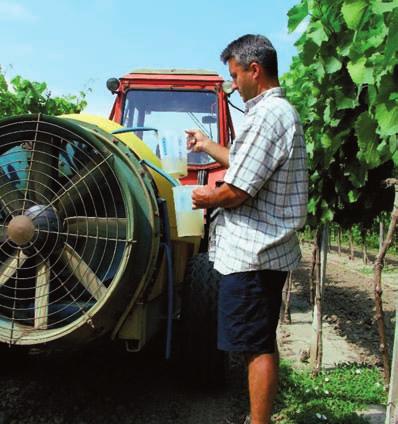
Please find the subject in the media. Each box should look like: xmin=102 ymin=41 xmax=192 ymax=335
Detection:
xmin=178 ymin=253 xmax=227 ymax=387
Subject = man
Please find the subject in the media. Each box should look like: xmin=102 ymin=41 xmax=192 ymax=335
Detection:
xmin=186 ymin=34 xmax=308 ymax=424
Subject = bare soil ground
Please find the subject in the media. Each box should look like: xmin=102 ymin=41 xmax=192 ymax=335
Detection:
xmin=280 ymin=243 xmax=397 ymax=368
xmin=277 ymin=243 xmax=397 ymax=424
xmin=0 ymin=244 xmax=395 ymax=424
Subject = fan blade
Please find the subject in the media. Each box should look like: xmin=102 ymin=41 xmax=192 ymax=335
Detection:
xmin=64 ymin=217 xmax=127 ymax=239
xmin=61 ymin=243 xmax=107 ymax=301
xmin=0 ymin=168 xmax=25 ymax=215
xmin=27 ymin=139 xmax=59 ymax=203
xmin=53 ymin=156 xmax=113 ymax=216
xmin=0 ymin=250 xmax=28 ymax=287
xmin=34 ymin=261 xmax=50 ymax=330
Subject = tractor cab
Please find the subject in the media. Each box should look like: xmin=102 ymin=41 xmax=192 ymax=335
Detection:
xmin=107 ymin=69 xmax=235 ymax=187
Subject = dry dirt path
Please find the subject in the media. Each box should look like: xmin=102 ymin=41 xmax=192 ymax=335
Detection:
xmin=280 ymin=243 xmax=397 ymax=367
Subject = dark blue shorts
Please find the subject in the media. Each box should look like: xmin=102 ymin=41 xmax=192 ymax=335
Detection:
xmin=217 ymin=270 xmax=287 ymax=354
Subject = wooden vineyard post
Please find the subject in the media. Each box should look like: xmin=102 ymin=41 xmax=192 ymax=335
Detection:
xmin=380 ymin=220 xmax=384 ymax=253
xmin=385 ymin=307 xmax=397 ymax=424
xmin=374 ymin=179 xmax=398 ymax=385
xmin=328 ymin=227 xmax=332 ymax=252
xmin=380 ymin=219 xmax=386 ymax=268
xmin=281 ymin=272 xmax=293 ymax=324
xmin=337 ymin=226 xmax=342 ymax=256
xmin=349 ymin=228 xmax=354 ymax=259
xmin=310 ymin=224 xmax=328 ymax=375
xmin=310 ymin=233 xmax=319 ymax=305
xmin=361 ymin=228 xmax=369 ymax=265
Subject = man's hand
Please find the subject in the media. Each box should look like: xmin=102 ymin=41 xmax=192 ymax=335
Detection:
xmin=192 ymin=185 xmax=213 ymax=209
xmin=185 ymin=129 xmax=230 ymax=168
xmin=192 ymin=183 xmax=250 ymax=209
xmin=185 ymin=129 xmax=210 ymax=153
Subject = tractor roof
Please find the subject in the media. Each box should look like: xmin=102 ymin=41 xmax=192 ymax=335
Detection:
xmin=120 ymin=68 xmax=224 ymax=84
xmin=129 ymin=68 xmax=219 ymax=75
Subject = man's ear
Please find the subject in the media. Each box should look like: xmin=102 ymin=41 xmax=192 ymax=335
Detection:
xmin=249 ymin=62 xmax=261 ymax=80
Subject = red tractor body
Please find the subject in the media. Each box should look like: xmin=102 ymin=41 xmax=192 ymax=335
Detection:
xmin=108 ymin=69 xmax=235 ymax=187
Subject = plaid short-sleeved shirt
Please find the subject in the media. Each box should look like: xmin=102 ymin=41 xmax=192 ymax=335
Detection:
xmin=209 ymin=87 xmax=308 ymax=275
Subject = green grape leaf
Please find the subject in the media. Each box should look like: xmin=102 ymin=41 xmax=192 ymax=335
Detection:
xmin=375 ymin=102 xmax=398 ymax=136
xmin=385 ymin=8 xmax=398 ymax=61
xmin=372 ymin=0 xmax=398 ymax=14
xmin=388 ymin=135 xmax=398 ymax=166
xmin=350 ymin=13 xmax=387 ymax=46
xmin=313 ymin=62 xmax=326 ymax=82
xmin=323 ymin=103 xmax=332 ymax=123
xmin=321 ymin=133 xmax=341 ymax=166
xmin=376 ymin=74 xmax=398 ymax=104
xmin=365 ymin=23 xmax=388 ymax=50
xmin=302 ymin=40 xmax=319 ymax=65
xmin=355 ymin=112 xmax=381 ymax=168
xmin=308 ymin=196 xmax=319 ymax=214
xmin=336 ymin=90 xmax=358 ymax=110
xmin=307 ymin=21 xmax=328 ymax=47
xmin=347 ymin=57 xmax=375 ymax=84
xmin=384 ymin=138 xmax=398 ymax=166
xmin=325 ymin=56 xmax=342 ymax=74
xmin=324 ymin=98 xmax=340 ymax=126
xmin=345 ymin=161 xmax=368 ymax=188
xmin=321 ymin=206 xmax=334 ymax=223
xmin=393 ymin=149 xmax=398 ymax=166
xmin=368 ymin=85 xmax=378 ymax=106
xmin=341 ymin=0 xmax=369 ymax=30
xmin=31 ymin=81 xmax=47 ymax=95
xmin=376 ymin=139 xmax=392 ymax=163
xmin=306 ymin=140 xmax=315 ymax=158
xmin=336 ymin=32 xmax=354 ymax=57
xmin=321 ymin=133 xmax=332 ymax=149
xmin=310 ymin=170 xmax=320 ymax=183
xmin=287 ymin=0 xmax=308 ymax=33
xmin=348 ymin=190 xmax=360 ymax=203
xmin=0 ymin=73 xmax=7 ymax=91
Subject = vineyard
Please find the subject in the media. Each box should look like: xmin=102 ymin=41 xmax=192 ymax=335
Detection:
xmin=281 ymin=1 xmax=398 ymax=422
xmin=283 ymin=0 xmax=397 ymax=226
xmin=0 ymin=0 xmax=397 ymax=423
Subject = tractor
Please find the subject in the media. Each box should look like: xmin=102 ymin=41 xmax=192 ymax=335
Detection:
xmin=0 ymin=69 xmax=236 ymax=385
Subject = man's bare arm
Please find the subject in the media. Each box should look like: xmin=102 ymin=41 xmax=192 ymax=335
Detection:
xmin=192 ymin=183 xmax=249 ymax=209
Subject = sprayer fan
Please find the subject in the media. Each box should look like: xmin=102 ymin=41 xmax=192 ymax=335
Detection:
xmin=0 ymin=115 xmax=130 ymax=345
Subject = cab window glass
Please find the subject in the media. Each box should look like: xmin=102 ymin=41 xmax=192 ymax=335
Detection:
xmin=122 ymin=90 xmax=218 ymax=165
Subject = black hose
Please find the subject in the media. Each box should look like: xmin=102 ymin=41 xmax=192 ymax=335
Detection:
xmin=158 ymin=199 xmax=174 ymax=360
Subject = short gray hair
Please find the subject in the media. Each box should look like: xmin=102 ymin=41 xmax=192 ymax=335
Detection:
xmin=220 ymin=34 xmax=278 ymax=78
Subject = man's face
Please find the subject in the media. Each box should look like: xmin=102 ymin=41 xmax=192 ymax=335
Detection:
xmin=228 ymin=57 xmax=257 ymax=102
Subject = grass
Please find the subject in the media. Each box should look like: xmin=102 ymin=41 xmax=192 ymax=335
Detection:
xmin=273 ymin=362 xmax=387 ymax=424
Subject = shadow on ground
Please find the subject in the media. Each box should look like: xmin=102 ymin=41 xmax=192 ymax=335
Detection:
xmin=323 ymin=284 xmax=395 ymax=361
xmin=0 ymin=345 xmax=249 ymax=424
xmin=290 ymin=255 xmax=395 ymax=363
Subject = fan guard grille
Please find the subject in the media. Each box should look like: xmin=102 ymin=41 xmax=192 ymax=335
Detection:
xmin=0 ymin=116 xmax=131 ymax=345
